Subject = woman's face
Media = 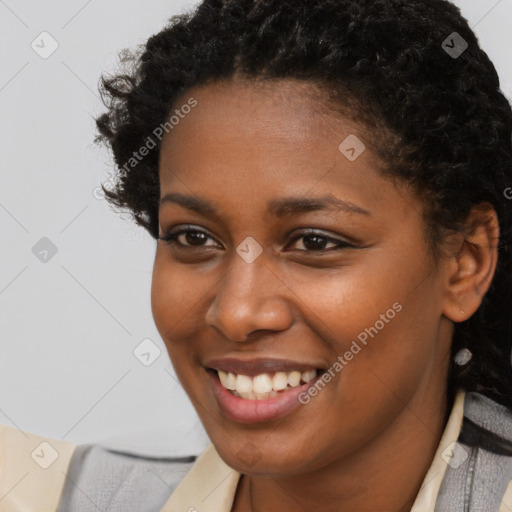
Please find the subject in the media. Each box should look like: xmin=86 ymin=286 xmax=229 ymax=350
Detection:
xmin=151 ymin=79 xmax=453 ymax=475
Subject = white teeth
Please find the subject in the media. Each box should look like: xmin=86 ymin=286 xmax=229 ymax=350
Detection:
xmin=218 ymin=370 xmax=228 ymax=388
xmin=301 ymin=369 xmax=316 ymax=383
xmin=287 ymin=371 xmax=301 ymax=387
xmin=253 ymin=374 xmax=273 ymax=394
xmin=218 ymin=370 xmax=237 ymax=390
xmin=217 ymin=369 xmax=318 ymax=399
xmin=226 ymin=372 xmax=236 ymax=390
xmin=235 ymin=374 xmax=253 ymax=394
xmin=272 ymin=372 xmax=288 ymax=390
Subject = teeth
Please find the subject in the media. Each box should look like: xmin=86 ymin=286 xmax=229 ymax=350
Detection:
xmin=217 ymin=369 xmax=318 ymax=399
xmin=226 ymin=372 xmax=236 ymax=390
xmin=235 ymin=374 xmax=253 ymax=394
xmin=287 ymin=371 xmax=301 ymax=387
xmin=218 ymin=370 xmax=228 ymax=388
xmin=253 ymin=374 xmax=273 ymax=394
xmin=218 ymin=370 xmax=236 ymax=390
xmin=272 ymin=372 xmax=288 ymax=390
xmin=301 ymin=369 xmax=316 ymax=383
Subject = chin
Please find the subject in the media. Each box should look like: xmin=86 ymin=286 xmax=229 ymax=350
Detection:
xmin=215 ymin=436 xmax=316 ymax=475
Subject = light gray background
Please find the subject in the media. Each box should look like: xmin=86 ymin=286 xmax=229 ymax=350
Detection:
xmin=1 ymin=0 xmax=511 ymax=457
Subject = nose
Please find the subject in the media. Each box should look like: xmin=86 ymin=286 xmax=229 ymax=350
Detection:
xmin=205 ymin=250 xmax=294 ymax=342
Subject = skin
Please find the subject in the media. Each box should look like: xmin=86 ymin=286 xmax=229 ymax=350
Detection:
xmin=151 ymin=79 xmax=499 ymax=512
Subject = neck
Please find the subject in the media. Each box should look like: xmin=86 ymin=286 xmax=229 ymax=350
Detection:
xmin=233 ymin=385 xmax=451 ymax=512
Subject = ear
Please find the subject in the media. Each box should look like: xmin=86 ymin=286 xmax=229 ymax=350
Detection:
xmin=442 ymin=203 xmax=500 ymax=323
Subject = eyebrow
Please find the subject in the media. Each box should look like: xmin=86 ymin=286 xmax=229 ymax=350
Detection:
xmin=159 ymin=192 xmax=371 ymax=217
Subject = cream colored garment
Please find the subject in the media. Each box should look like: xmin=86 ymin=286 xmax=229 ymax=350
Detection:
xmin=161 ymin=390 xmax=512 ymax=512
xmin=0 ymin=424 xmax=76 ymax=512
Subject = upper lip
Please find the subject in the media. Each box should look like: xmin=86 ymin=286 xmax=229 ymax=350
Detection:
xmin=205 ymin=357 xmax=325 ymax=376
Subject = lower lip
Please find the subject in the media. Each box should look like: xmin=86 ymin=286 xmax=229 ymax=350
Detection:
xmin=207 ymin=369 xmax=322 ymax=424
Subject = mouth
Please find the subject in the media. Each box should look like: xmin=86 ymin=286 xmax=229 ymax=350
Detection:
xmin=205 ymin=359 xmax=327 ymax=424
xmin=208 ymin=367 xmax=322 ymax=400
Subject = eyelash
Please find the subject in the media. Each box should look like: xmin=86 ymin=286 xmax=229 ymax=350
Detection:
xmin=158 ymin=225 xmax=355 ymax=253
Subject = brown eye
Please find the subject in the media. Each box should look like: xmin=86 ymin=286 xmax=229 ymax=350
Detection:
xmin=159 ymin=226 xmax=354 ymax=253
xmin=287 ymin=231 xmax=354 ymax=252
xmin=159 ymin=226 xmax=220 ymax=248
xmin=180 ymin=230 xmax=210 ymax=246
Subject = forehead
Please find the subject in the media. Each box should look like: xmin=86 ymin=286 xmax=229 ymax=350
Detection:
xmin=165 ymin=78 xmax=343 ymax=143
xmin=157 ymin=78 xmax=411 ymax=223
xmin=160 ymin=79 xmax=379 ymax=179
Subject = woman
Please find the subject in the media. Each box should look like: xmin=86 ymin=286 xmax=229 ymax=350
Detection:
xmin=2 ymin=0 xmax=512 ymax=510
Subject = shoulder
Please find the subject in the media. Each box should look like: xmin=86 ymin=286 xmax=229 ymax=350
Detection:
xmin=56 ymin=443 xmax=196 ymax=511
xmin=0 ymin=423 xmax=197 ymax=512
xmin=436 ymin=392 xmax=512 ymax=512
xmin=0 ymin=423 xmax=76 ymax=512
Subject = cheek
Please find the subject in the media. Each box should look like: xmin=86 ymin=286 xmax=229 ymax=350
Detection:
xmin=279 ymin=255 xmax=414 ymax=346
xmin=284 ymin=250 xmax=440 ymax=391
xmin=151 ymin=249 xmax=206 ymax=321
xmin=150 ymin=251 xmax=201 ymax=350
xmin=150 ymin=258 xmax=198 ymax=389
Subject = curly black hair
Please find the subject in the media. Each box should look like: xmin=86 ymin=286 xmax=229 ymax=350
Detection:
xmin=95 ymin=0 xmax=512 ymax=408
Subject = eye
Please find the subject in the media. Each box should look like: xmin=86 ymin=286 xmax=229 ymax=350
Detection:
xmin=286 ymin=230 xmax=354 ymax=252
xmin=159 ymin=226 xmax=221 ymax=248
xmin=159 ymin=226 xmax=355 ymax=253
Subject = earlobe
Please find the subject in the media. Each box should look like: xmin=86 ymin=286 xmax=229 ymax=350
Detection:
xmin=442 ymin=203 xmax=500 ymax=323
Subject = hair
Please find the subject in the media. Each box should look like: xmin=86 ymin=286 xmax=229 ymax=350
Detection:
xmin=95 ymin=0 xmax=512 ymax=408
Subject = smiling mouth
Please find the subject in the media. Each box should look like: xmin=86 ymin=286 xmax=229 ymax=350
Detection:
xmin=208 ymin=368 xmax=324 ymax=400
